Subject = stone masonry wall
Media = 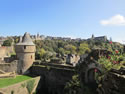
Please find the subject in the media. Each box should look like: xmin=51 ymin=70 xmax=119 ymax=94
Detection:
xmin=0 ymin=60 xmax=18 ymax=72
xmin=97 ymin=71 xmax=125 ymax=94
xmin=30 ymin=65 xmax=75 ymax=94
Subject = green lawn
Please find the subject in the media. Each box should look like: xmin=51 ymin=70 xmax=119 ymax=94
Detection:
xmin=0 ymin=75 xmax=32 ymax=88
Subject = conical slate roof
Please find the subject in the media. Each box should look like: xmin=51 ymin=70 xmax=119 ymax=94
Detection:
xmin=16 ymin=32 xmax=35 ymax=45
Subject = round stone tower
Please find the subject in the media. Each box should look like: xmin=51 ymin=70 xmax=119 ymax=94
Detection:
xmin=15 ymin=32 xmax=36 ymax=74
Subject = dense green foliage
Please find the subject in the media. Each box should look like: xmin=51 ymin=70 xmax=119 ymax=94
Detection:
xmin=64 ymin=75 xmax=81 ymax=94
xmin=0 ymin=75 xmax=32 ymax=88
xmin=96 ymin=46 xmax=125 ymax=84
xmin=78 ymin=43 xmax=90 ymax=55
xmin=2 ymin=39 xmax=13 ymax=46
xmin=64 ymin=41 xmax=124 ymax=94
xmin=34 ymin=39 xmax=123 ymax=62
xmin=64 ymin=74 xmax=96 ymax=94
xmin=98 ymin=53 xmax=125 ymax=72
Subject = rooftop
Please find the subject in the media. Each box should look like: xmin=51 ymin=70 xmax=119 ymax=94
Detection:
xmin=16 ymin=32 xmax=35 ymax=46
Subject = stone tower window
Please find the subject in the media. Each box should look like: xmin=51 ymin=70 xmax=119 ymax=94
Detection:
xmin=24 ymin=46 xmax=26 ymax=49
xmin=31 ymin=55 xmax=32 ymax=59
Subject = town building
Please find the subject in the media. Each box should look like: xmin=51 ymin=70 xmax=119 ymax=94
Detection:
xmin=66 ymin=54 xmax=80 ymax=66
xmin=88 ymin=34 xmax=107 ymax=41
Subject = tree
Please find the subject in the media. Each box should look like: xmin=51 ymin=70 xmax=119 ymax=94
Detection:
xmin=43 ymin=51 xmax=53 ymax=62
xmin=39 ymin=48 xmax=46 ymax=58
xmin=58 ymin=47 xmax=65 ymax=56
xmin=2 ymin=39 xmax=12 ymax=46
xmin=65 ymin=44 xmax=77 ymax=54
xmin=35 ymin=48 xmax=46 ymax=60
xmin=78 ymin=43 xmax=90 ymax=55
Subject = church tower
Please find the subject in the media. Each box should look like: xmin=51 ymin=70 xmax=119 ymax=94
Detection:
xmin=91 ymin=34 xmax=94 ymax=39
xmin=15 ymin=32 xmax=36 ymax=74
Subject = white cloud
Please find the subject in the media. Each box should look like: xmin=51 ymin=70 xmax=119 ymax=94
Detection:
xmin=100 ymin=14 xmax=125 ymax=26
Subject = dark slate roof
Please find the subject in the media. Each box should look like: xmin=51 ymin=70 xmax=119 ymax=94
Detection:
xmin=16 ymin=32 xmax=35 ymax=45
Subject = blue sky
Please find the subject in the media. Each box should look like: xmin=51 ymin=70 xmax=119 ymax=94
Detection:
xmin=0 ymin=0 xmax=125 ymax=43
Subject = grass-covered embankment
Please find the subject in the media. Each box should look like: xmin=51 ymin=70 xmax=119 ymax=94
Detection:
xmin=0 ymin=75 xmax=32 ymax=88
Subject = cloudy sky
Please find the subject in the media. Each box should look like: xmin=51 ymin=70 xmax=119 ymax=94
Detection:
xmin=0 ymin=0 xmax=125 ymax=43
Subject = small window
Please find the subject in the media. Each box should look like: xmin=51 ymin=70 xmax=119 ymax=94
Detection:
xmin=31 ymin=55 xmax=32 ymax=59
xmin=24 ymin=46 xmax=26 ymax=49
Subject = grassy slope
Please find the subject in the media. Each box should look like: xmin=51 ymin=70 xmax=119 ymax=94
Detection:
xmin=0 ymin=75 xmax=32 ymax=88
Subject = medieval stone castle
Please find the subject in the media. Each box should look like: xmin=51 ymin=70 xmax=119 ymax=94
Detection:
xmin=15 ymin=32 xmax=36 ymax=74
xmin=0 ymin=32 xmax=108 ymax=74
xmin=0 ymin=32 xmax=80 ymax=75
xmin=0 ymin=32 xmax=36 ymax=74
